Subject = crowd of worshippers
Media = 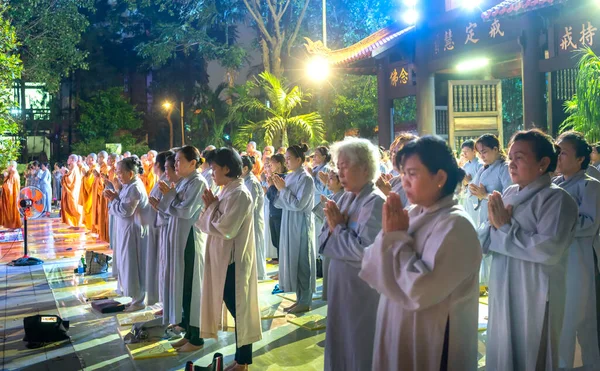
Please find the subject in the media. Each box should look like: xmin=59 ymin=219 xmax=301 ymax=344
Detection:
xmin=3 ymin=130 xmax=600 ymax=370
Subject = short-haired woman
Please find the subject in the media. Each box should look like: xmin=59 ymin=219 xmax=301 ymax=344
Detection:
xmin=554 ymin=131 xmax=600 ymax=369
xmin=198 ymin=148 xmax=262 ymax=371
xmin=150 ymin=145 xmax=208 ymax=352
xmin=360 ymin=136 xmax=482 ymax=370
xmin=481 ymin=129 xmax=578 ymax=370
xmin=319 ymin=137 xmax=385 ymax=371
xmin=104 ymin=157 xmax=150 ymax=312
xmin=272 ymin=144 xmax=316 ymax=313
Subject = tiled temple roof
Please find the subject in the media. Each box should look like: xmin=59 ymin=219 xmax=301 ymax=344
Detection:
xmin=304 ymin=25 xmax=414 ymax=67
xmin=481 ymin=0 xmax=569 ymax=21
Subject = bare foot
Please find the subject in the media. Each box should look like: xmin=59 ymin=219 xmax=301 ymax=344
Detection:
xmin=154 ymin=309 xmax=163 ymax=316
xmin=124 ymin=303 xmax=145 ymax=312
xmin=176 ymin=342 xmax=203 ymax=352
xmin=283 ymin=303 xmax=297 ymax=312
xmin=170 ymin=338 xmax=189 ymax=348
xmin=288 ymin=304 xmax=310 ymax=314
xmin=225 ymin=362 xmax=249 ymax=371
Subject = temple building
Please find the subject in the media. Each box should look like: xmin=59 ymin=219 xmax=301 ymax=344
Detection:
xmin=307 ymin=0 xmax=600 ymax=149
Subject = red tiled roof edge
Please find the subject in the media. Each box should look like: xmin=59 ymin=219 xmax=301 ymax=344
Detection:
xmin=481 ymin=0 xmax=568 ymax=21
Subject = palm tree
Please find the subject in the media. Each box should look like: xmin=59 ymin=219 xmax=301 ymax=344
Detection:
xmin=561 ymin=47 xmax=600 ymax=142
xmin=227 ymin=72 xmax=325 ymax=148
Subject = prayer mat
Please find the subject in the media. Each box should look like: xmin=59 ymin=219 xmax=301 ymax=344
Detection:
xmin=288 ymin=314 xmax=327 ymax=331
xmin=117 ymin=311 xmax=157 ymax=326
xmin=276 ymin=293 xmax=322 ymax=302
xmin=84 ymin=289 xmax=119 ymax=302
xmin=125 ymin=339 xmax=177 ymax=360
xmin=0 ymin=229 xmax=23 ymax=243
xmin=260 ymin=305 xmax=286 ymax=320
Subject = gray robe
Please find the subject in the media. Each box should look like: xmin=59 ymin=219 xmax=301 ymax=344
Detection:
xmin=243 ymin=173 xmax=267 ymax=280
xmin=145 ymin=174 xmax=165 ymax=305
xmin=479 ymin=174 xmax=578 ymax=371
xmin=273 ymin=168 xmax=316 ymax=299
xmin=390 ymin=176 xmax=410 ymax=207
xmin=157 ymin=171 xmax=207 ymax=327
xmin=37 ymin=168 xmax=52 ymax=213
xmin=360 ymin=196 xmax=481 ymax=371
xmin=316 ymin=188 xmax=345 ymax=301
xmin=108 ymin=178 xmax=150 ymax=300
xmin=319 ymin=182 xmax=384 ymax=371
xmin=312 ymin=164 xmax=332 ymax=246
xmin=197 ymin=178 xmax=262 ymax=346
xmin=52 ymin=170 xmax=62 ymax=201
xmin=586 ymin=165 xmax=600 ymax=182
xmin=201 ymin=167 xmax=218 ymax=193
xmin=157 ymin=178 xmax=179 ymax=304
xmin=462 ymin=158 xmax=483 ymax=223
xmin=553 ymin=171 xmax=600 ymax=369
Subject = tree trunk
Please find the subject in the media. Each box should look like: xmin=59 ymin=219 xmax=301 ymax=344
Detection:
xmin=281 ymin=126 xmax=288 ymax=148
xmin=271 ymin=40 xmax=284 ymax=79
xmin=261 ymin=38 xmax=271 ymax=75
xmin=166 ymin=108 xmax=174 ymax=148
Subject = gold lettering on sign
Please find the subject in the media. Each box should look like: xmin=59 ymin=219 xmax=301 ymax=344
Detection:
xmin=434 ymin=39 xmax=440 ymax=55
xmin=390 ymin=69 xmax=399 ymax=87
xmin=489 ymin=19 xmax=504 ymax=38
xmin=580 ymin=22 xmax=597 ymax=46
xmin=400 ymin=68 xmax=409 ymax=84
xmin=444 ymin=30 xmax=455 ymax=51
xmin=465 ymin=23 xmax=479 ymax=44
xmin=560 ymin=26 xmax=578 ymax=50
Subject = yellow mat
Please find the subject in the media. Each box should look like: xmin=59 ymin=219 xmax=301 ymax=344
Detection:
xmin=287 ymin=314 xmax=327 ymax=331
xmin=125 ymin=340 xmax=178 ymax=360
xmin=117 ymin=311 xmax=157 ymax=326
xmin=479 ymin=297 xmax=488 ymax=306
xmin=85 ymin=289 xmax=119 ymax=301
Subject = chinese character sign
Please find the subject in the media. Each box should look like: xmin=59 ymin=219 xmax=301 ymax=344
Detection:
xmin=489 ymin=19 xmax=504 ymax=38
xmin=390 ymin=69 xmax=399 ymax=87
xmin=465 ymin=23 xmax=479 ymax=44
xmin=399 ymin=68 xmax=409 ymax=84
xmin=444 ymin=30 xmax=455 ymax=51
xmin=580 ymin=22 xmax=597 ymax=46
xmin=560 ymin=22 xmax=597 ymax=51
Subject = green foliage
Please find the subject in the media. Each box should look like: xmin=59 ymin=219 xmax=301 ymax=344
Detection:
xmin=228 ymin=72 xmax=325 ymax=148
xmin=7 ymin=0 xmax=93 ymax=91
xmin=0 ymin=4 xmax=22 ymax=170
xmin=71 ymin=134 xmax=149 ymax=156
xmin=188 ymin=83 xmax=230 ymax=149
xmin=561 ymin=48 xmax=600 ymax=143
xmin=77 ymin=87 xmax=143 ymax=141
xmin=501 ymin=77 xmax=523 ymax=146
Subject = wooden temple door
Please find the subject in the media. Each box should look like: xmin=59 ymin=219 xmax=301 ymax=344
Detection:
xmin=448 ymin=80 xmax=503 ymax=150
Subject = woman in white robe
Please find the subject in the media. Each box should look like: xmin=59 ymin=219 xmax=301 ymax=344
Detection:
xmin=200 ymin=150 xmax=218 ymax=193
xmin=272 ymin=144 xmax=316 ymax=313
xmin=52 ymin=163 xmax=63 ymax=206
xmin=151 ymin=146 xmax=207 ymax=352
xmin=460 ymin=140 xmax=482 ymax=223
xmin=198 ymin=148 xmax=262 ymax=371
xmin=104 ymin=157 xmax=150 ymax=312
xmin=319 ymin=138 xmax=384 ymax=371
xmin=144 ymin=151 xmax=171 ymax=306
xmin=479 ymin=129 xmax=578 ymax=371
xmin=38 ymin=163 xmax=53 ymax=216
xmin=241 ymin=155 xmax=267 ymax=280
xmin=469 ymin=134 xmax=512 ymax=290
xmin=554 ymin=132 xmax=600 ymax=370
xmin=360 ymin=136 xmax=482 ymax=371
xmin=376 ymin=133 xmax=417 ymax=207
xmin=311 ymin=146 xmax=332 ymax=240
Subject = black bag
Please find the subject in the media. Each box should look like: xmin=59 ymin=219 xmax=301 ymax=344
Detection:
xmin=85 ymin=250 xmax=111 ymax=275
xmin=91 ymin=299 xmax=125 ymax=314
xmin=316 ymin=256 xmax=323 ymax=278
xmin=185 ymin=352 xmax=224 ymax=371
xmin=23 ymin=314 xmax=70 ymax=348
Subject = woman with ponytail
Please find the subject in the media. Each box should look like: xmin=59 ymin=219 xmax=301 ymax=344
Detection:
xmin=104 ymin=157 xmax=150 ymax=312
xmin=272 ymin=143 xmax=316 ymax=313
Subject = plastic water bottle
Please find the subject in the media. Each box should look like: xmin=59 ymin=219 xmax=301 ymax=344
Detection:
xmin=78 ymin=256 xmax=85 ymax=275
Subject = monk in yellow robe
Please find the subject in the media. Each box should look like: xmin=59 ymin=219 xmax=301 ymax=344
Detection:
xmin=143 ymin=151 xmax=157 ymax=195
xmin=61 ymin=154 xmax=82 ymax=227
xmin=93 ymin=151 xmax=110 ymax=241
xmin=0 ymin=161 xmax=22 ymax=229
xmin=79 ymin=153 xmax=97 ymax=230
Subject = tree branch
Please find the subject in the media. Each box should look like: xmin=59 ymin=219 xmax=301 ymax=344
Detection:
xmin=287 ymin=0 xmax=311 ymax=56
xmin=279 ymin=0 xmax=292 ymax=20
xmin=242 ymin=0 xmax=273 ymax=44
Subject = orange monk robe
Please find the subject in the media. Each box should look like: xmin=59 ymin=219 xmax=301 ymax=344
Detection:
xmin=61 ymin=166 xmax=82 ymax=227
xmin=143 ymin=164 xmax=157 ymax=196
xmin=93 ymin=163 xmax=110 ymax=241
xmin=79 ymin=166 xmax=96 ymax=230
xmin=0 ymin=170 xmax=22 ymax=229
xmin=251 ymin=155 xmax=263 ymax=178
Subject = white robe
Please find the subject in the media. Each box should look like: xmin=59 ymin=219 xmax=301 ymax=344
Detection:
xmin=553 ymin=171 xmax=600 ymax=369
xmin=360 ymin=196 xmax=482 ymax=371
xmin=145 ymin=174 xmax=165 ymax=305
xmin=312 ymin=164 xmax=331 ymax=246
xmin=317 ymin=189 xmax=344 ymax=301
xmin=390 ymin=176 xmax=410 ymax=207
xmin=197 ymin=178 xmax=262 ymax=346
xmin=479 ymin=174 xmax=578 ymax=371
xmin=318 ymin=182 xmax=384 ymax=371
xmin=461 ymin=158 xmax=483 ymax=223
xmin=108 ymin=178 xmax=150 ymax=300
xmin=37 ymin=168 xmax=52 ymax=213
xmin=273 ymin=168 xmax=316 ymax=294
xmin=201 ymin=167 xmax=218 ymax=193
xmin=243 ymin=173 xmax=267 ymax=280
xmin=157 ymin=171 xmax=207 ymax=327
xmin=157 ymin=178 xmax=179 ymax=304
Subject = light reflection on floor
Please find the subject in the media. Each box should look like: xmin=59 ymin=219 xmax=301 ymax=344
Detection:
xmin=1 ymin=217 xmax=490 ymax=370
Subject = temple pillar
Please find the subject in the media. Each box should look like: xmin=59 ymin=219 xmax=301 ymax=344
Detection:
xmin=520 ymin=13 xmax=546 ymax=129
xmin=415 ymin=41 xmax=435 ymax=136
xmin=377 ymin=58 xmax=393 ymax=147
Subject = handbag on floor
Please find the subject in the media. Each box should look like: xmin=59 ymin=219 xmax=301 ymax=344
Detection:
xmin=185 ymin=353 xmax=224 ymax=371
xmin=23 ymin=314 xmax=70 ymax=348
xmin=91 ymin=299 xmax=125 ymax=313
xmin=85 ymin=250 xmax=111 ymax=275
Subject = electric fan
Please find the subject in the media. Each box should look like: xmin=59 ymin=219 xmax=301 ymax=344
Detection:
xmin=18 ymin=186 xmax=45 ymax=219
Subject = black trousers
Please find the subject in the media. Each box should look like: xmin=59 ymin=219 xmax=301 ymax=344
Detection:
xmin=224 ymin=263 xmax=253 ymax=364
xmin=181 ymin=229 xmax=204 ymax=346
xmin=269 ymin=216 xmax=281 ymax=258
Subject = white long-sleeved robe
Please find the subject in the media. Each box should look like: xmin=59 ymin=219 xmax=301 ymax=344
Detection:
xmin=312 ymin=164 xmax=331 ymax=245
xmin=262 ymin=180 xmax=278 ymax=259
xmin=360 ymin=195 xmax=482 ymax=371
xmin=553 ymin=171 xmax=600 ymax=369
xmin=157 ymin=178 xmax=180 ymax=304
xmin=144 ymin=174 xmax=165 ymax=305
xmin=108 ymin=177 xmax=150 ymax=300
xmin=479 ymin=174 xmax=578 ymax=371
xmin=273 ymin=168 xmax=316 ymax=295
xmin=201 ymin=167 xmax=218 ymax=193
xmin=319 ymin=182 xmax=384 ymax=371
xmin=157 ymin=171 xmax=207 ymax=327
xmin=197 ymin=178 xmax=262 ymax=346
xmin=243 ymin=172 xmax=267 ymax=280
xmin=390 ymin=176 xmax=410 ymax=207
xmin=462 ymin=158 xmax=483 ymax=223
xmin=37 ymin=168 xmax=52 ymax=213
xmin=316 ymin=188 xmax=344 ymax=301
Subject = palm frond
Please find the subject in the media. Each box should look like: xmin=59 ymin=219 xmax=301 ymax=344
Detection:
xmin=287 ymin=112 xmax=325 ymax=146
